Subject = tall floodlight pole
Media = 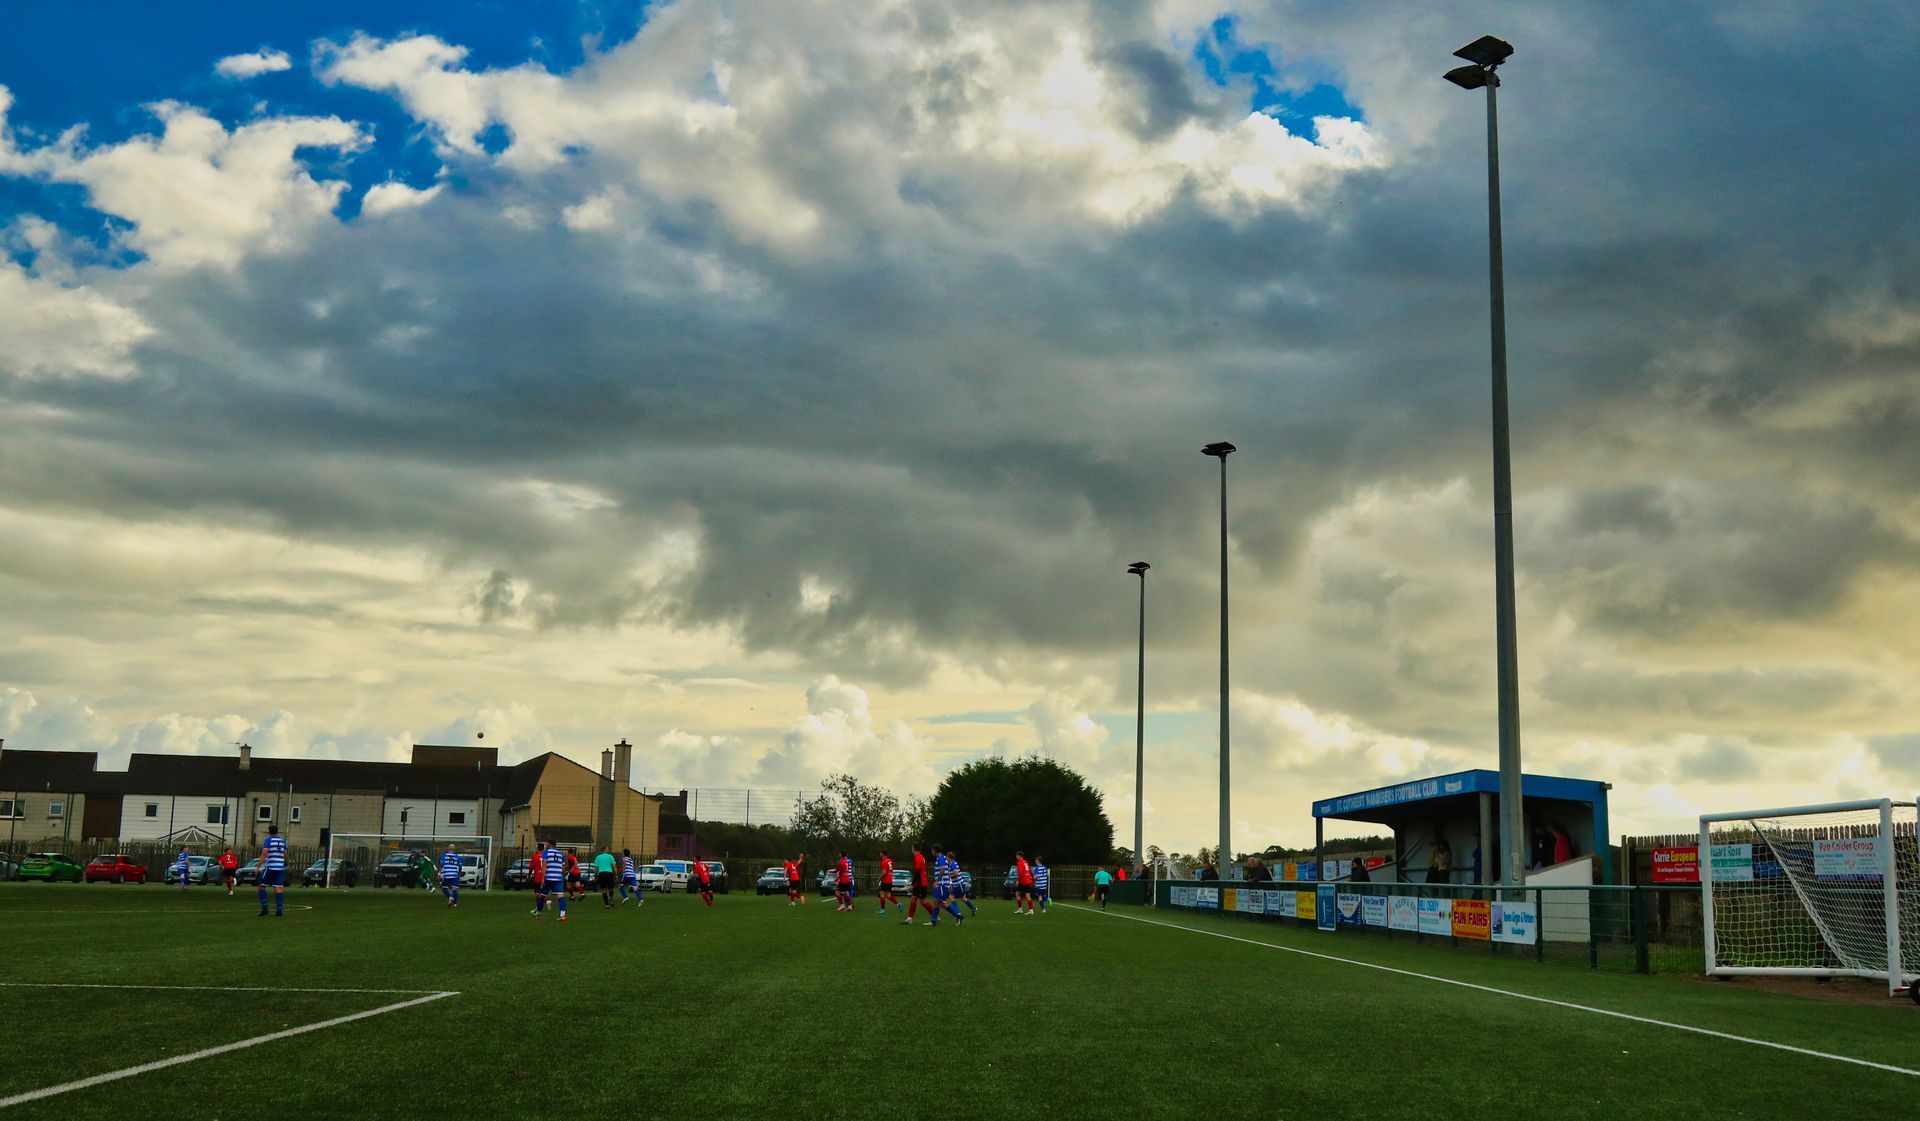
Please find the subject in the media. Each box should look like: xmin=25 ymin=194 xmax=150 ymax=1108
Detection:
xmin=1445 ymin=35 xmax=1526 ymax=887
xmin=1202 ymin=442 xmax=1236 ymax=873
xmin=1127 ymin=561 xmax=1151 ymax=871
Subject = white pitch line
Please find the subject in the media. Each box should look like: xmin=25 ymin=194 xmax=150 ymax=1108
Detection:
xmin=1063 ymin=904 xmax=1920 ymax=1079
xmin=0 ymin=990 xmax=459 ymax=1110
xmin=0 ymin=982 xmax=445 ymax=995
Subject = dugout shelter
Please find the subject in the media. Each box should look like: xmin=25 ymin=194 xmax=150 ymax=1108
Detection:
xmin=1312 ymin=769 xmax=1612 ymax=885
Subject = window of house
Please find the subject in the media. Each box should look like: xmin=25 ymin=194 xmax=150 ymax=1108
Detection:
xmin=47 ymin=800 xmax=65 ymax=819
xmin=145 ymin=803 xmax=159 ymax=818
xmin=665 ymin=835 xmax=682 ymax=849
xmin=290 ymin=806 xmax=302 ymax=824
xmin=256 ymin=804 xmax=274 ymax=822
xmin=206 ymin=805 xmax=229 ymax=825
xmin=0 ymin=799 xmax=18 ymax=819
xmin=448 ymin=811 xmax=467 ymax=826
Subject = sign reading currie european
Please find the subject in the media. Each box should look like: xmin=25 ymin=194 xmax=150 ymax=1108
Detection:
xmin=1651 ymin=846 xmax=1699 ymax=883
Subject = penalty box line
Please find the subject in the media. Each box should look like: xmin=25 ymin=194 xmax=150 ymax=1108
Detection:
xmin=1062 ymin=903 xmax=1920 ymax=1079
xmin=0 ymin=989 xmax=459 ymax=1110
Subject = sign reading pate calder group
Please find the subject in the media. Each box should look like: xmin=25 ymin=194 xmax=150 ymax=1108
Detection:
xmin=1814 ymin=836 xmax=1883 ymax=882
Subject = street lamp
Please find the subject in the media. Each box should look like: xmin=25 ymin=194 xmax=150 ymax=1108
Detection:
xmin=1127 ymin=561 xmax=1151 ymax=872
xmin=1444 ymin=34 xmax=1527 ymax=887
xmin=1202 ymin=441 xmax=1235 ymax=874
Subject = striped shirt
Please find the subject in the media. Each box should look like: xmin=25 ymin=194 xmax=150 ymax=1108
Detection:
xmin=541 ymin=847 xmax=565 ymax=883
xmin=620 ymin=855 xmax=635 ymax=880
xmin=262 ymin=836 xmax=287 ymax=871
xmin=174 ymin=852 xmax=190 ymax=874
xmin=837 ymin=856 xmax=853 ymax=883
xmin=1034 ymin=864 xmax=1050 ymax=892
xmin=439 ymin=851 xmax=462 ymax=880
xmin=940 ymin=856 xmax=960 ymax=886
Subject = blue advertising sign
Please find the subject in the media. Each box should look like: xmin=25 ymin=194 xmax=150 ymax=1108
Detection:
xmin=1316 ymin=883 xmax=1337 ymax=932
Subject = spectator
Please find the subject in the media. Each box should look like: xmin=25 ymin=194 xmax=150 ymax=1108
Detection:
xmin=1428 ymin=837 xmax=1452 ymax=884
xmin=1197 ymin=863 xmax=1217 ymax=881
xmin=1550 ymin=823 xmax=1573 ymax=865
xmin=1470 ymin=843 xmax=1482 ymax=886
xmin=1244 ymin=857 xmax=1271 ymax=883
xmin=1350 ymin=857 xmax=1369 ymax=884
xmin=1531 ymin=825 xmax=1552 ymax=870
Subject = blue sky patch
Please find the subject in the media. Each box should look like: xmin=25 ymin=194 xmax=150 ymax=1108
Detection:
xmin=1193 ymin=14 xmax=1361 ymax=140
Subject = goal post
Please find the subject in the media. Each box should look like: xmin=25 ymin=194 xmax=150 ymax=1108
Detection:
xmin=1700 ymin=798 xmax=1917 ymax=996
xmin=325 ymin=833 xmax=495 ymax=891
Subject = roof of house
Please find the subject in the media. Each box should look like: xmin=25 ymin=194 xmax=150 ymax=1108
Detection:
xmin=0 ymin=749 xmax=123 ymax=795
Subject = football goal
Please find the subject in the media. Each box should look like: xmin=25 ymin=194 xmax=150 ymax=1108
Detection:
xmin=325 ymin=833 xmax=495 ymax=891
xmin=1700 ymin=798 xmax=1917 ymax=997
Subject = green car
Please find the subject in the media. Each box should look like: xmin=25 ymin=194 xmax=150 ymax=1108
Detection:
xmin=17 ymin=852 xmax=84 ymax=882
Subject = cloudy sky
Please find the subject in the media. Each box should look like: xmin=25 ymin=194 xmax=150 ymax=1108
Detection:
xmin=1 ymin=1 xmax=1915 ymax=851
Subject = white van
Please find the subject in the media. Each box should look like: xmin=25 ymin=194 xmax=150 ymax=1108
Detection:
xmin=459 ymin=853 xmax=489 ymax=888
xmin=651 ymin=859 xmax=693 ymax=892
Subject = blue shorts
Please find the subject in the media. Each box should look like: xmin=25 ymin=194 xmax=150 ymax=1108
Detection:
xmin=622 ymin=875 xmax=638 ymax=887
xmin=934 ymin=885 xmax=951 ymax=901
xmin=540 ymin=880 xmax=565 ymax=894
xmin=259 ymin=869 xmax=285 ymax=887
xmin=442 ymin=874 xmax=460 ymax=887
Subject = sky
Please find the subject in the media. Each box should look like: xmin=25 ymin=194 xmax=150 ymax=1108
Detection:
xmin=1 ymin=1 xmax=1916 ymax=853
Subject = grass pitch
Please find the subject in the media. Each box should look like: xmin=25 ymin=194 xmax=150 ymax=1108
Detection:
xmin=0 ymin=882 xmax=1912 ymax=1119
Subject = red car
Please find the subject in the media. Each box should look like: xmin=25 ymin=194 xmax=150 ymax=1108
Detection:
xmin=84 ymin=854 xmax=149 ymax=884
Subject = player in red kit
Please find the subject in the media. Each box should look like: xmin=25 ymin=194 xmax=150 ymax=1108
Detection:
xmin=902 ymin=845 xmax=932 ymax=926
xmin=692 ymin=855 xmax=715 ymax=906
xmin=1014 ymin=851 xmax=1036 ymax=915
xmin=784 ymin=854 xmax=804 ymax=906
xmin=875 ymin=850 xmax=899 ymax=915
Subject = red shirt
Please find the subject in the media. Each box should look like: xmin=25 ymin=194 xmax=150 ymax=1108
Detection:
xmin=217 ymin=853 xmax=239 ymax=871
xmin=783 ymin=860 xmax=799 ymax=881
xmin=913 ymin=851 xmax=928 ymax=886
xmin=1016 ymin=857 xmax=1033 ymax=886
xmin=880 ymin=856 xmax=893 ymax=881
xmin=693 ymin=860 xmax=710 ymax=884
xmin=1116 ymin=867 xmax=1128 ymax=881
xmin=564 ymin=852 xmax=580 ymax=873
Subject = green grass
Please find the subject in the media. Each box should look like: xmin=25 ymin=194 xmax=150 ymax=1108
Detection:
xmin=0 ymin=882 xmax=1913 ymax=1119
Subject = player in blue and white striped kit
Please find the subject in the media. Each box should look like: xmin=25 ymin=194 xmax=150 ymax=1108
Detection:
xmin=256 ymin=826 xmax=287 ymax=917
xmin=535 ymin=839 xmax=569 ymax=922
xmin=438 ymin=843 xmax=463 ymax=908
xmin=948 ymin=850 xmax=978 ymax=916
xmin=1033 ymin=857 xmax=1051 ymax=913
xmin=618 ymin=848 xmax=642 ymax=905
xmin=924 ymin=847 xmax=965 ymax=927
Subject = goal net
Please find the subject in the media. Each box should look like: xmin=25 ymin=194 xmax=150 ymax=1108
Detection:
xmin=326 ymin=834 xmax=495 ymax=891
xmin=1701 ymin=799 xmax=1917 ymax=995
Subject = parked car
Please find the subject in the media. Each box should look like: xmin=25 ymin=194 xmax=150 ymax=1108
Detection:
xmin=458 ymin=854 xmax=489 ymax=888
xmin=0 ymin=853 xmax=16 ymax=881
xmin=372 ymin=849 xmax=427 ymax=888
xmin=1002 ymin=865 xmax=1019 ymax=899
xmin=18 ymin=852 xmax=84 ymax=882
xmin=655 ymin=859 xmax=697 ymax=892
xmin=636 ymin=863 xmax=675 ymax=893
xmin=236 ymin=858 xmax=263 ymax=886
xmin=84 ymin=854 xmax=149 ymax=884
xmin=503 ymin=857 xmax=536 ymax=890
xmin=817 ymin=867 xmax=847 ymax=896
xmin=163 ymin=855 xmax=215 ymax=885
xmin=302 ymin=858 xmax=359 ymax=887
xmin=756 ymin=866 xmax=789 ymax=894
xmin=886 ymin=868 xmax=913 ymax=896
xmin=701 ymin=861 xmax=729 ymax=894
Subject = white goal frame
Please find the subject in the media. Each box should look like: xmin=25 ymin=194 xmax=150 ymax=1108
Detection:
xmin=1700 ymin=798 xmax=1915 ymax=996
xmin=325 ymin=833 xmax=495 ymax=891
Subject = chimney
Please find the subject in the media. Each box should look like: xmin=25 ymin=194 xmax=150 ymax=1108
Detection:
xmin=238 ymin=743 xmax=252 ymax=771
xmin=614 ymin=739 xmax=632 ymax=787
xmin=600 ymin=749 xmax=614 ymax=781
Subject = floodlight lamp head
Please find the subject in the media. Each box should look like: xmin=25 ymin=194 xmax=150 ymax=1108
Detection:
xmin=1201 ymin=441 xmax=1236 ymax=458
xmin=1453 ymin=35 xmax=1513 ymax=68
xmin=1444 ymin=64 xmax=1490 ymax=90
xmin=1127 ymin=562 xmax=1151 ymax=576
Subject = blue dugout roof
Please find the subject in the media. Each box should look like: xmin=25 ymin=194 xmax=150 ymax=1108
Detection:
xmin=1313 ymin=769 xmax=1610 ymax=822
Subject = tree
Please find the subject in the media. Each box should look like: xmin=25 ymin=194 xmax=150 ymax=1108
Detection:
xmin=922 ymin=755 xmax=1113 ymax=864
xmin=790 ymin=774 xmax=922 ymax=857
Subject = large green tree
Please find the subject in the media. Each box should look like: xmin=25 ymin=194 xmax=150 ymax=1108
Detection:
xmin=922 ymin=755 xmax=1113 ymax=864
xmin=789 ymin=774 xmax=929 ymax=857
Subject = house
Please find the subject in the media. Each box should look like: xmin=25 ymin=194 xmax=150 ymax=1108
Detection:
xmin=0 ymin=748 xmax=123 ymax=847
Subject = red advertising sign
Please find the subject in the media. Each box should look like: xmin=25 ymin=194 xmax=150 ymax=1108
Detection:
xmin=1451 ymin=898 xmax=1491 ymax=940
xmin=1651 ymin=846 xmax=1699 ymax=883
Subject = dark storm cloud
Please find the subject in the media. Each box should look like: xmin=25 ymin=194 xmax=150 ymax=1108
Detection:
xmin=1 ymin=0 xmax=1916 ymax=733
